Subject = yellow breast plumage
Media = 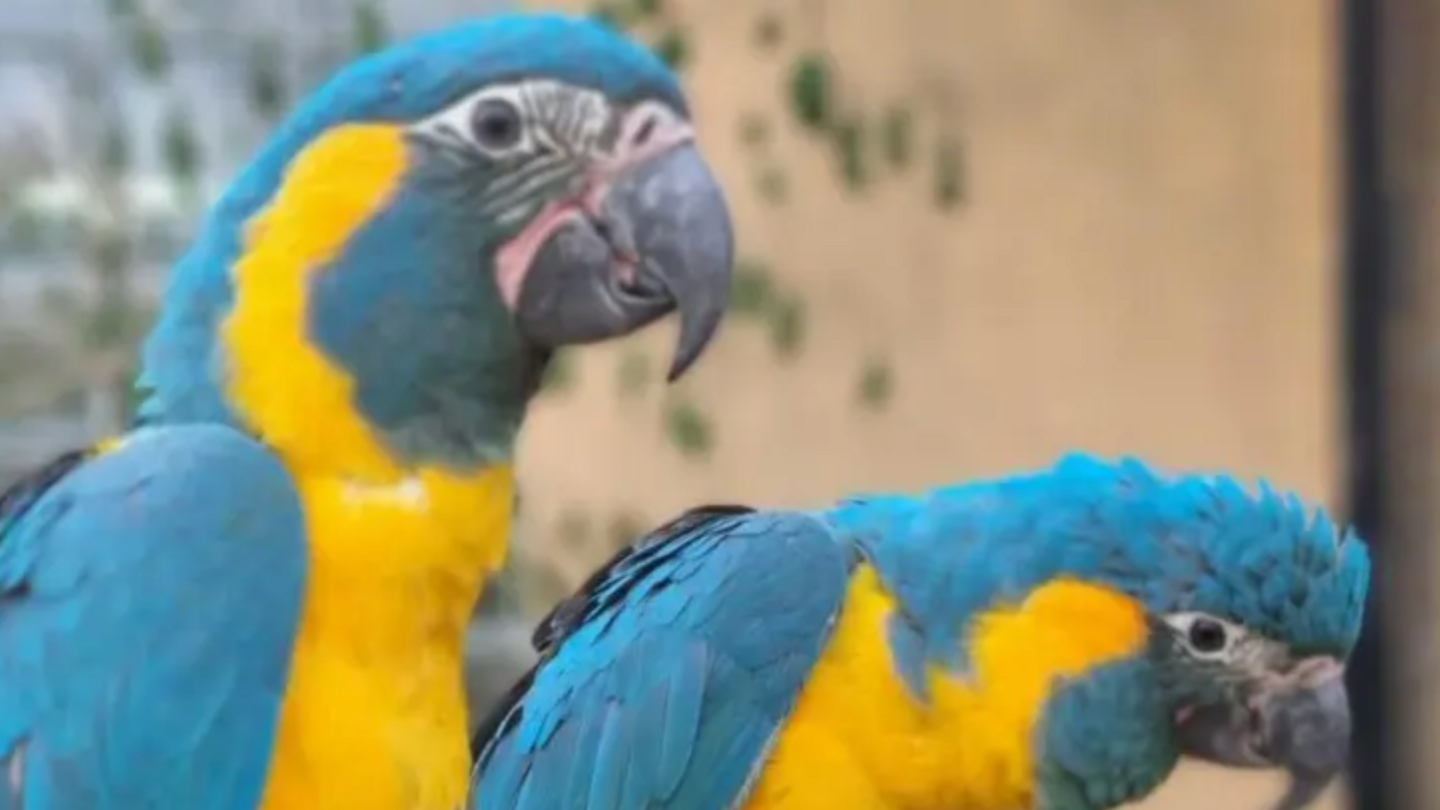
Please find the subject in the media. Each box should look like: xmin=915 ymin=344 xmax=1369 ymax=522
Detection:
xmin=744 ymin=568 xmax=1151 ymax=810
xmin=256 ymin=466 xmax=514 ymax=810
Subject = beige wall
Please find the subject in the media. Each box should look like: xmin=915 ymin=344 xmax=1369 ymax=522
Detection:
xmin=516 ymin=1 xmax=1345 ymax=807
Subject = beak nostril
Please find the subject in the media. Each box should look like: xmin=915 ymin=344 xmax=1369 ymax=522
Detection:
xmin=1247 ymin=705 xmax=1268 ymax=749
xmin=584 ymin=210 xmax=642 ymax=281
xmin=590 ymin=214 xmax=614 ymax=243
xmin=632 ymin=116 xmax=657 ymax=148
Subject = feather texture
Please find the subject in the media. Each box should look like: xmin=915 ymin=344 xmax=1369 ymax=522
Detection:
xmin=0 ymin=425 xmax=306 ymax=810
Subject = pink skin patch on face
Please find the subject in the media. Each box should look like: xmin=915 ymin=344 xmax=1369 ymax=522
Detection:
xmin=493 ymin=104 xmax=696 ymax=311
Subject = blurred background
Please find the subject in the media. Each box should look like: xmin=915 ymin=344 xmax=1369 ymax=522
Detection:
xmin=0 ymin=1 xmax=1427 ymax=808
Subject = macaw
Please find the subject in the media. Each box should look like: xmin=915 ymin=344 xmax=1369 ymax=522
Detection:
xmin=0 ymin=13 xmax=734 ymax=810
xmin=472 ymin=454 xmax=1369 ymax=810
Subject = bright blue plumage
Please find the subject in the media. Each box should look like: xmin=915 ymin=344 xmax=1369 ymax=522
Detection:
xmin=471 ymin=453 xmax=1370 ymax=810
xmin=0 ymin=425 xmax=305 ymax=810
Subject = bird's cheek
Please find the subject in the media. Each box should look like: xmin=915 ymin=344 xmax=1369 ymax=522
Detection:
xmin=1173 ymin=657 xmax=1352 ymax=810
xmin=492 ymin=201 xmax=591 ymax=311
xmin=1174 ymin=699 xmax=1272 ymax=768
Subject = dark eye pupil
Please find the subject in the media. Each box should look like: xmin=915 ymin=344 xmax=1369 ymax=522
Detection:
xmin=1187 ymin=618 xmax=1228 ymax=653
xmin=472 ymin=101 xmax=520 ymax=148
xmin=480 ymin=114 xmax=514 ymax=141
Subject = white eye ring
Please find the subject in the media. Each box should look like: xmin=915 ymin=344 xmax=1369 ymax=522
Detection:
xmin=406 ymin=79 xmax=619 ymax=163
xmin=1164 ymin=612 xmax=1243 ymax=660
xmin=409 ymin=85 xmax=537 ymax=157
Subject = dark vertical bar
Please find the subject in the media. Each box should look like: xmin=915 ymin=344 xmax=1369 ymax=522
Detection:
xmin=1341 ymin=0 xmax=1387 ymax=806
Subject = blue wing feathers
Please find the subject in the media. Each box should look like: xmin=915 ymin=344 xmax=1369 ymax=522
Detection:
xmin=472 ymin=506 xmax=855 ymax=810
xmin=0 ymin=424 xmax=308 ymax=810
xmin=529 ymin=504 xmax=756 ymax=655
xmin=471 ymin=504 xmax=756 ymax=760
xmin=0 ymin=448 xmax=92 ymax=564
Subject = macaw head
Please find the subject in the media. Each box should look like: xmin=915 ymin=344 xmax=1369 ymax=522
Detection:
xmin=1043 ymin=455 xmax=1369 ymax=810
xmin=137 ymin=13 xmax=734 ymax=472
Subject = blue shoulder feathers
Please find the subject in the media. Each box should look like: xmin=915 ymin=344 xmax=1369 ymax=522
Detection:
xmin=0 ymin=448 xmax=92 ymax=541
xmin=0 ymin=424 xmax=307 ymax=810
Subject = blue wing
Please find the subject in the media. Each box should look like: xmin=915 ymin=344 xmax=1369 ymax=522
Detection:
xmin=0 ymin=423 xmax=307 ymax=810
xmin=471 ymin=505 xmax=858 ymax=810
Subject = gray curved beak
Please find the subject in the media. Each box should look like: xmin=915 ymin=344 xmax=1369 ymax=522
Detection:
xmin=1176 ymin=657 xmax=1351 ymax=810
xmin=514 ymin=143 xmax=735 ymax=382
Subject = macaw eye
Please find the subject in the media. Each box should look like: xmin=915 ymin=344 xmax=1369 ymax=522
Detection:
xmin=471 ymin=98 xmax=523 ymax=151
xmin=1186 ymin=617 xmax=1229 ymax=653
xmin=1164 ymin=611 xmax=1244 ymax=660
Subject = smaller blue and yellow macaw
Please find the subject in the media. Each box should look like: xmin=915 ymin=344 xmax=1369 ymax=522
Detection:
xmin=472 ymin=454 xmax=1368 ymax=810
xmin=0 ymin=12 xmax=734 ymax=810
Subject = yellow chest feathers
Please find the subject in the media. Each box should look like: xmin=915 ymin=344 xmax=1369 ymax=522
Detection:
xmin=257 ymin=465 xmax=515 ymax=810
xmin=746 ymin=570 xmax=1150 ymax=810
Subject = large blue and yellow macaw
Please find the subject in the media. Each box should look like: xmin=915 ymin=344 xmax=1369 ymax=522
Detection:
xmin=0 ymin=13 xmax=734 ymax=810
xmin=472 ymin=454 xmax=1369 ymax=810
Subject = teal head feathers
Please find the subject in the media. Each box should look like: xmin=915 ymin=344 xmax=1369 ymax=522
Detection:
xmin=1019 ymin=455 xmax=1365 ymax=810
xmin=136 ymin=13 xmax=734 ymax=474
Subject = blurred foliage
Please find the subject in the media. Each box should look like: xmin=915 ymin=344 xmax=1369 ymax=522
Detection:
xmin=767 ymin=295 xmax=807 ymax=360
xmin=789 ymin=54 xmax=836 ymax=133
xmin=573 ymin=0 xmax=951 ymax=466
xmin=162 ymin=106 xmax=202 ymax=185
xmin=537 ymin=350 xmax=578 ymax=397
xmin=831 ymin=115 xmax=870 ymax=190
xmin=738 ymin=112 xmax=770 ymax=148
xmin=127 ymin=17 xmax=172 ymax=80
xmin=592 ymin=0 xmax=968 ymax=210
xmin=615 ymin=349 xmax=652 ymax=398
xmin=752 ymin=13 xmax=784 ymax=52
xmin=0 ymin=0 xmax=192 ymax=432
xmin=933 ymin=136 xmax=967 ymax=209
xmin=353 ymin=0 xmax=391 ymax=55
xmin=557 ymin=507 xmax=594 ymax=549
xmin=755 ymin=165 xmax=788 ymax=205
xmin=650 ymin=27 xmax=691 ymax=71
xmin=100 ymin=120 xmax=130 ymax=175
xmin=664 ymin=398 xmax=714 ymax=459
xmin=606 ymin=510 xmax=649 ymax=549
xmin=882 ymin=104 xmax=914 ymax=169
xmin=247 ymin=37 xmax=289 ymax=121
xmin=856 ymin=357 xmax=896 ymax=411
xmin=729 ymin=257 xmax=779 ymax=316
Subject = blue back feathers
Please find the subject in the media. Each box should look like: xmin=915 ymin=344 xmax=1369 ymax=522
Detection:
xmin=136 ymin=13 xmax=685 ymax=429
